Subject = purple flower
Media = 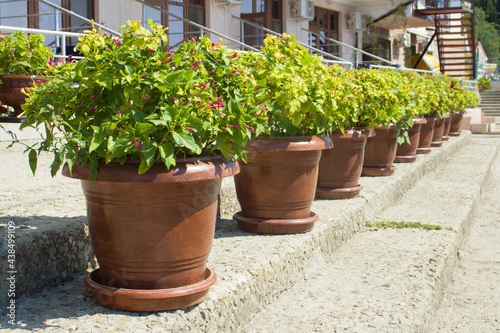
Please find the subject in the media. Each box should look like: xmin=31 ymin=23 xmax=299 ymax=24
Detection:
xmin=245 ymin=126 xmax=254 ymax=131
xmin=134 ymin=140 xmax=140 ymax=147
xmin=219 ymin=112 xmax=226 ymax=116
xmin=150 ymin=49 xmax=155 ymax=53
xmin=89 ymin=108 xmax=96 ymax=112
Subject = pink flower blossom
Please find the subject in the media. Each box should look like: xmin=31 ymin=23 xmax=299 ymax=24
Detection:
xmin=219 ymin=112 xmax=226 ymax=116
xmin=245 ymin=126 xmax=254 ymax=131
xmin=89 ymin=108 xmax=96 ymax=112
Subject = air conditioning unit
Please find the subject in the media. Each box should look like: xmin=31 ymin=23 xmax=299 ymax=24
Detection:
xmin=347 ymin=12 xmax=367 ymax=31
xmin=219 ymin=0 xmax=244 ymax=5
xmin=291 ymin=0 xmax=314 ymax=20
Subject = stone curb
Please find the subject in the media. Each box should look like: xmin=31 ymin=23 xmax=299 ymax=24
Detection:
xmin=1 ymin=132 xmax=471 ymax=330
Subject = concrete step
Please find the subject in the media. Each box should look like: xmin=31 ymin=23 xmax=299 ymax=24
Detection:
xmin=1 ymin=132 xmax=487 ymax=331
xmin=240 ymin=136 xmax=499 ymax=332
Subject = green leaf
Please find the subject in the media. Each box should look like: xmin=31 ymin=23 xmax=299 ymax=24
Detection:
xmin=159 ymin=142 xmax=175 ymax=169
xmin=172 ymin=132 xmax=200 ymax=153
xmin=220 ymin=140 xmax=233 ymax=157
xmin=136 ymin=123 xmax=156 ymax=136
xmin=133 ymin=110 xmax=148 ymax=122
xmin=50 ymin=151 xmax=64 ymax=177
xmin=28 ymin=149 xmax=37 ymax=175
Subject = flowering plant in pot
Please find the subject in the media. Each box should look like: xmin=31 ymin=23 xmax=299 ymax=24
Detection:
xmin=315 ymin=67 xmax=376 ymax=199
xmin=0 ymin=31 xmax=53 ymax=120
xmin=232 ymin=34 xmax=339 ymax=234
xmin=16 ymin=21 xmax=268 ymax=312
xmin=347 ymin=68 xmax=416 ymax=177
xmin=445 ymin=76 xmax=480 ymax=136
xmin=393 ymin=71 xmax=431 ymax=162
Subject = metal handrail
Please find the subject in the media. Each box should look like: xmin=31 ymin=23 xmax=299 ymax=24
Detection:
xmin=135 ymin=0 xmax=259 ymax=52
xmin=369 ymin=64 xmax=440 ymax=75
xmin=38 ymin=0 xmax=121 ymax=37
xmin=303 ymin=28 xmax=399 ymax=67
xmin=233 ymin=15 xmax=353 ymax=66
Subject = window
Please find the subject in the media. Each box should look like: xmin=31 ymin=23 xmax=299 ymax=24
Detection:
xmin=143 ymin=0 xmax=205 ymax=48
xmin=308 ymin=7 xmax=340 ymax=57
xmin=240 ymin=0 xmax=282 ymax=48
xmin=0 ymin=0 xmax=94 ymax=48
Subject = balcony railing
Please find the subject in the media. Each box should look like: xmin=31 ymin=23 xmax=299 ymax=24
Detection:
xmin=415 ymin=0 xmax=472 ymax=10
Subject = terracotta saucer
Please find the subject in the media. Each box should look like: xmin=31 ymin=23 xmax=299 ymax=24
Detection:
xmin=315 ymin=185 xmax=363 ymax=199
xmin=84 ymin=268 xmax=216 ymax=312
xmin=234 ymin=212 xmax=318 ymax=234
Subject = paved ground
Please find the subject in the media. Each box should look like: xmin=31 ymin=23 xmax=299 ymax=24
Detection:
xmin=238 ymin=136 xmax=500 ymax=333
xmin=431 ymin=142 xmax=500 ymax=332
xmin=0 ymin=134 xmax=498 ymax=332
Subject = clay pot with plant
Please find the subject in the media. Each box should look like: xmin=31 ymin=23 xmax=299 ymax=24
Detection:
xmin=233 ymin=34 xmax=335 ymax=234
xmin=13 ymin=21 xmax=268 ymax=312
xmin=353 ymin=69 xmax=414 ymax=177
xmin=0 ymin=31 xmax=52 ymax=122
xmin=316 ymin=68 xmax=375 ymax=199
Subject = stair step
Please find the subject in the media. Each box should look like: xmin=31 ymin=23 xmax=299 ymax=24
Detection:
xmin=241 ymin=137 xmax=499 ymax=332
xmin=441 ymin=57 xmax=474 ymax=61
xmin=0 ymin=132 xmax=481 ymax=331
xmin=443 ymin=68 xmax=474 ymax=72
xmin=437 ymin=24 xmax=472 ymax=29
xmin=436 ymin=18 xmax=471 ymax=23
xmin=442 ymin=62 xmax=474 ymax=67
xmin=438 ymin=32 xmax=472 ymax=36
xmin=439 ymin=44 xmax=473 ymax=49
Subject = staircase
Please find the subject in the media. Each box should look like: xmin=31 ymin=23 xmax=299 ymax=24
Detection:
xmin=479 ymin=90 xmax=500 ymax=118
xmin=416 ymin=0 xmax=475 ymax=79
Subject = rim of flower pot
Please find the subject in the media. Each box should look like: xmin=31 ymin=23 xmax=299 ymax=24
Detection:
xmin=244 ymin=135 xmax=333 ymax=152
xmin=62 ymin=155 xmax=239 ymax=183
xmin=329 ymin=128 xmax=375 ymax=140
xmin=413 ymin=117 xmax=427 ymax=124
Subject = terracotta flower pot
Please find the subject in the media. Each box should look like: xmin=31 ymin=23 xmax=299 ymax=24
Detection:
xmin=233 ymin=136 xmax=332 ymax=234
xmin=362 ymin=125 xmax=400 ymax=176
xmin=449 ymin=111 xmax=464 ymax=136
xmin=0 ymin=75 xmax=34 ymax=122
xmin=441 ymin=113 xmax=452 ymax=141
xmin=62 ymin=156 xmax=238 ymax=312
xmin=417 ymin=116 xmax=437 ymax=154
xmin=316 ymin=128 xmax=374 ymax=199
xmin=394 ymin=117 xmax=427 ymax=163
xmin=431 ymin=114 xmax=450 ymax=147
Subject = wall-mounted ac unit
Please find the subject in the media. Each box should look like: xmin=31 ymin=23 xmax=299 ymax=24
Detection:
xmin=347 ymin=12 xmax=367 ymax=31
xmin=291 ymin=0 xmax=314 ymax=20
xmin=219 ymin=0 xmax=244 ymax=5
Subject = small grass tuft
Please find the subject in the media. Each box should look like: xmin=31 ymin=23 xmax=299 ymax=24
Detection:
xmin=366 ymin=220 xmax=442 ymax=230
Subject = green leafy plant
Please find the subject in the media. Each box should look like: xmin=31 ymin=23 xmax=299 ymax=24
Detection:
xmin=242 ymin=34 xmax=345 ymax=136
xmin=478 ymin=77 xmax=492 ymax=92
xmin=367 ymin=220 xmax=442 ymax=230
xmin=16 ymin=21 xmax=268 ymax=180
xmin=0 ymin=31 xmax=53 ymax=76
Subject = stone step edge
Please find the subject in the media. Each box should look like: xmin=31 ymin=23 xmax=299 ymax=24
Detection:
xmin=419 ymin=142 xmax=499 ymax=332
xmin=0 ymin=132 xmax=471 ymax=315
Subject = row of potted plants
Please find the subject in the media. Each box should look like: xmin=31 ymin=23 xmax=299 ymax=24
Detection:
xmin=4 ymin=22 xmax=479 ymax=312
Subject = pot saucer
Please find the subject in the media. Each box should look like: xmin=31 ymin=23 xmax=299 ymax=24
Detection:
xmin=315 ymin=185 xmax=363 ymax=199
xmin=233 ymin=212 xmax=318 ymax=234
xmin=430 ymin=141 xmax=443 ymax=147
xmin=84 ymin=268 xmax=216 ymax=312
xmin=416 ymin=147 xmax=432 ymax=154
xmin=394 ymin=155 xmax=417 ymax=163
xmin=361 ymin=166 xmax=396 ymax=177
